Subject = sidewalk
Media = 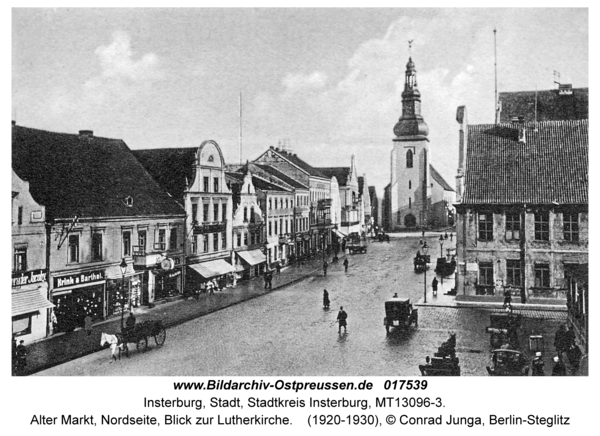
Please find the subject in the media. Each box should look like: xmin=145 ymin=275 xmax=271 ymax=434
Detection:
xmin=17 ymin=255 xmax=330 ymax=376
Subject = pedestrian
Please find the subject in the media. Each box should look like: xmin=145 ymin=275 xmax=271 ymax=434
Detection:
xmin=15 ymin=340 xmax=27 ymax=374
xmin=444 ymin=232 xmax=448 ymax=240
xmin=551 ymin=355 xmax=566 ymax=376
xmin=323 ymin=289 xmax=330 ymax=309
xmin=267 ymin=272 xmax=273 ymax=290
xmin=84 ymin=314 xmax=93 ymax=336
xmin=432 ymin=277 xmax=438 ymax=296
xmin=337 ymin=306 xmax=348 ymax=334
xmin=343 ymin=258 xmax=349 ymax=273
xmin=323 ymin=260 xmax=328 ymax=276
xmin=264 ymin=272 xmax=269 ymax=289
xmin=531 ymin=351 xmax=545 ymax=376
xmin=124 ymin=311 xmax=136 ymax=337
xmin=422 ymin=230 xmax=425 ymax=237
xmin=565 ymin=325 xmax=576 ymax=350
xmin=554 ymin=325 xmax=567 ymax=357
xmin=450 ymin=233 xmax=453 ymax=241
xmin=50 ymin=309 xmax=58 ymax=334
xmin=341 ymin=240 xmax=346 ymax=252
xmin=503 ymin=288 xmax=512 ymax=310
xmin=276 ymin=262 xmax=281 ymax=275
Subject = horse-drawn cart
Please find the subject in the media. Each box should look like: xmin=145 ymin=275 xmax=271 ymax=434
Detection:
xmin=122 ymin=320 xmax=167 ymax=353
xmin=413 ymin=254 xmax=430 ymax=272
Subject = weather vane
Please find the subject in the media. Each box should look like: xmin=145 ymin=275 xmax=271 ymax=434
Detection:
xmin=408 ymin=39 xmax=414 ymax=57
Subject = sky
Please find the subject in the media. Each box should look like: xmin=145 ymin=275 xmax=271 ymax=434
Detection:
xmin=12 ymin=8 xmax=589 ymax=196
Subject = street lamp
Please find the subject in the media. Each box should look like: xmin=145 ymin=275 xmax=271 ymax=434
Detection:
xmin=423 ymin=242 xmax=429 ymax=304
xmin=119 ymin=258 xmax=128 ymax=329
xmin=439 ymin=235 xmax=445 ymax=285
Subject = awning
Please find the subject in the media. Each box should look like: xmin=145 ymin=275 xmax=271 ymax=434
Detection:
xmin=236 ymin=249 xmax=266 ymax=267
xmin=335 ymin=230 xmax=347 ymax=238
xmin=188 ymin=259 xmax=235 ymax=279
xmin=12 ymin=284 xmax=54 ymax=317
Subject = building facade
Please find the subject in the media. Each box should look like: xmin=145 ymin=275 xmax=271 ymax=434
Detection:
xmin=454 ymin=109 xmax=588 ymax=311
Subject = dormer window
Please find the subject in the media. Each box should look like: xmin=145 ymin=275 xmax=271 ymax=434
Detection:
xmin=123 ymin=196 xmax=134 ymax=207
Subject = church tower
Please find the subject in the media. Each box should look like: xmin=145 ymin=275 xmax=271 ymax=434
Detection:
xmin=390 ymin=54 xmax=430 ymax=229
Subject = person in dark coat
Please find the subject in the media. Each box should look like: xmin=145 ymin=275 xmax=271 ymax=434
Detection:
xmin=531 ymin=352 xmax=545 ymax=376
xmin=323 ymin=260 xmax=328 ymax=276
xmin=450 ymin=233 xmax=453 ymax=241
xmin=337 ymin=306 xmax=348 ymax=334
xmin=503 ymin=288 xmax=512 ymax=310
xmin=444 ymin=232 xmax=448 ymax=240
xmin=432 ymin=277 xmax=439 ymax=296
xmin=84 ymin=314 xmax=93 ymax=336
xmin=15 ymin=340 xmax=27 ymax=374
xmin=124 ymin=312 xmax=136 ymax=337
xmin=275 ymin=263 xmax=281 ymax=275
xmin=554 ymin=325 xmax=567 ymax=357
xmin=323 ymin=289 xmax=330 ymax=309
xmin=565 ymin=326 xmax=576 ymax=350
xmin=551 ymin=355 xmax=566 ymax=376
xmin=343 ymin=258 xmax=349 ymax=273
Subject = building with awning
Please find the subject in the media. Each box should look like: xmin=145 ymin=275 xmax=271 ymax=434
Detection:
xmin=187 ymin=258 xmax=236 ymax=292
xmin=12 ymin=283 xmax=54 ymax=342
xmin=234 ymin=249 xmax=267 ymax=279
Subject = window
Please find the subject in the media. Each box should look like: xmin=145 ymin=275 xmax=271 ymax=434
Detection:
xmin=237 ymin=233 xmax=242 ymax=247
xmin=18 ymin=206 xmax=23 ymax=225
xmin=192 ymin=236 xmax=198 ymax=254
xmin=285 ymin=219 xmax=288 ymax=234
xmin=275 ymin=221 xmax=278 ymax=235
xmin=122 ymin=231 xmax=131 ymax=256
xmin=67 ymin=235 xmax=79 ymax=263
xmin=169 ymin=228 xmax=178 ymax=250
xmin=157 ymin=229 xmax=166 ymax=250
xmin=192 ymin=203 xmax=198 ymax=223
xmin=279 ymin=219 xmax=283 ymax=235
xmin=406 ymin=149 xmax=413 ymax=168
xmin=243 ymin=207 xmax=248 ymax=222
xmin=222 ymin=204 xmax=227 ymax=222
xmin=256 ymin=231 xmax=261 ymax=244
xmin=222 ymin=232 xmax=226 ymax=249
xmin=534 ymin=212 xmax=549 ymax=241
xmin=213 ymin=233 xmax=218 ymax=251
xmin=250 ymin=231 xmax=255 ymax=245
xmin=203 ymin=177 xmax=209 ymax=192
xmin=244 ymin=232 xmax=248 ymax=245
xmin=138 ymin=230 xmax=147 ymax=253
xmin=269 ymin=221 xmax=272 ymax=236
xmin=409 ymin=180 xmax=412 ymax=189
xmin=213 ymin=203 xmax=219 ymax=222
xmin=506 ymin=260 xmax=521 ymax=287
xmin=534 ymin=264 xmax=550 ymax=287
xmin=250 ymin=207 xmax=255 ymax=223
xmin=92 ymin=233 xmax=103 ymax=261
xmin=12 ymin=313 xmax=32 ymax=337
xmin=213 ymin=177 xmax=219 ymax=193
xmin=409 ymin=198 xmax=412 ymax=209
xmin=477 ymin=262 xmax=494 ymax=295
xmin=269 ymin=199 xmax=272 ymax=210
xmin=203 ymin=235 xmax=209 ymax=252
xmin=478 ymin=213 xmax=493 ymax=241
xmin=13 ymin=247 xmax=27 ymax=272
xmin=203 ymin=204 xmax=209 ymax=222
xmin=505 ymin=213 xmax=520 ymax=240
xmin=563 ymin=213 xmax=579 ymax=242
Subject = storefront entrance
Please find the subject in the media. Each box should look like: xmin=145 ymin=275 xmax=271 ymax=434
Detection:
xmin=52 ymin=283 xmax=105 ymax=332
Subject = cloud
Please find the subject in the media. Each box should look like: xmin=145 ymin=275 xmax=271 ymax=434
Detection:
xmin=282 ymin=71 xmax=327 ymax=96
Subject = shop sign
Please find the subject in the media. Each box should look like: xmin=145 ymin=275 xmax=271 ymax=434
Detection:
xmin=173 ymin=257 xmax=182 ymax=266
xmin=12 ymin=269 xmax=47 ymax=287
xmin=167 ymin=270 xmax=182 ymax=279
xmin=54 ymin=270 xmax=105 ymax=289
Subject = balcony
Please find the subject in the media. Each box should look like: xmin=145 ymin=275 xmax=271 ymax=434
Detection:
xmin=133 ymin=245 xmax=165 ymax=268
xmin=193 ymin=220 xmax=228 ymax=234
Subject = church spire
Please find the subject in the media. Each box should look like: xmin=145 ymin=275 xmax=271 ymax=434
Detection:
xmin=393 ymin=45 xmax=429 ymax=139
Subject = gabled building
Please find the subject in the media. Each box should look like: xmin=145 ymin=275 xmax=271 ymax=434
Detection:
xmin=133 ymin=141 xmax=235 ymax=293
xmin=368 ymin=186 xmax=380 ymax=230
xmin=13 ymin=124 xmax=186 ymax=335
xmin=358 ymin=174 xmax=372 ymax=234
xmin=454 ymin=109 xmax=588 ymax=324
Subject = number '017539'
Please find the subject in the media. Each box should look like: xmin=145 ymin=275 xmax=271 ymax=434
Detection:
xmin=383 ymin=380 xmax=427 ymax=390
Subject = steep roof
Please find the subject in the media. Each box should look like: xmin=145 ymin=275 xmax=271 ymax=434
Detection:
xmin=253 ymin=164 xmax=309 ymax=190
xmin=429 ymin=165 xmax=454 ymax=192
xmin=12 ymin=125 xmax=185 ymax=220
xmin=358 ymin=176 xmax=365 ymax=195
xmin=463 ymin=120 xmax=588 ymax=205
xmin=258 ymin=148 xmax=327 ymax=178
xmin=132 ymin=148 xmax=197 ymax=201
xmin=499 ymin=87 xmax=588 ymax=123
xmin=318 ymin=167 xmax=350 ymax=186
xmin=368 ymin=186 xmax=378 ymax=202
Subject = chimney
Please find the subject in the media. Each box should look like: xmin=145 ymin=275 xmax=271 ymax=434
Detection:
xmin=511 ymin=117 xmax=526 ymax=143
xmin=12 ymin=120 xmax=16 ymax=126
xmin=559 ymin=83 xmax=573 ymax=95
xmin=79 ymin=130 xmax=94 ymax=142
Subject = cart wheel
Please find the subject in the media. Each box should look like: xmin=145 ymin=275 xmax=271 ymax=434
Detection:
xmin=490 ymin=333 xmax=503 ymax=348
xmin=154 ymin=327 xmax=166 ymax=346
xmin=137 ymin=336 xmax=148 ymax=352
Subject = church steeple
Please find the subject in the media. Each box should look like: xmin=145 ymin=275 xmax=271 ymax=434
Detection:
xmin=393 ymin=53 xmax=429 ymax=139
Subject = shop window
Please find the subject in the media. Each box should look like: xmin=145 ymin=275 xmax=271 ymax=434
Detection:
xmin=213 ymin=233 xmax=218 ymax=251
xmin=123 ymin=231 xmax=131 ymax=257
xmin=214 ymin=177 xmax=219 ymax=193
xmin=505 ymin=213 xmax=520 ymax=240
xmin=203 ymin=177 xmax=209 ymax=192
xmin=92 ymin=233 xmax=103 ymax=261
xmin=534 ymin=212 xmax=549 ymax=241
xmin=563 ymin=213 xmax=579 ymax=242
xmin=68 ymin=235 xmax=79 ymax=263
xmin=169 ymin=228 xmax=178 ymax=250
xmin=535 ymin=264 xmax=550 ymax=288
xmin=192 ymin=236 xmax=198 ymax=254
xmin=506 ymin=259 xmax=522 ymax=287
xmin=213 ymin=204 xmax=219 ymax=222
xmin=478 ymin=213 xmax=493 ymax=241
xmin=12 ymin=313 xmax=32 ymax=337
xmin=13 ymin=246 xmax=27 ymax=272
xmin=138 ymin=230 xmax=147 ymax=254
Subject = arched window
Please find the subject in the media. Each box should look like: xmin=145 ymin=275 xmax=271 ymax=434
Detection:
xmin=250 ymin=207 xmax=255 ymax=223
xmin=243 ymin=207 xmax=248 ymax=222
xmin=406 ymin=150 xmax=413 ymax=168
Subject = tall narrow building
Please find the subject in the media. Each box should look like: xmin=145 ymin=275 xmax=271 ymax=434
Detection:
xmin=390 ymin=56 xmax=430 ymax=229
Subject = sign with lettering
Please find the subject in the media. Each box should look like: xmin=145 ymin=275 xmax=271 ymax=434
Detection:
xmin=54 ymin=270 xmax=105 ymax=289
xmin=12 ymin=269 xmax=47 ymax=287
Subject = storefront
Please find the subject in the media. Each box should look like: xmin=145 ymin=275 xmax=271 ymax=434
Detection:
xmin=12 ymin=272 xmax=54 ymax=342
xmin=51 ymin=269 xmax=106 ymax=332
xmin=235 ymin=249 xmax=266 ymax=280
xmin=187 ymin=258 xmax=236 ymax=292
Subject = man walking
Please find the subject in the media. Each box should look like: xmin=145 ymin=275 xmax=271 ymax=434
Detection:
xmin=432 ymin=277 xmax=438 ymax=296
xmin=323 ymin=260 xmax=328 ymax=276
xmin=343 ymin=258 xmax=349 ymax=273
xmin=337 ymin=306 xmax=348 ymax=334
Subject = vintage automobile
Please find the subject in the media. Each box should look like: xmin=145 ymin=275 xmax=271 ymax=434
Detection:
xmin=348 ymin=243 xmax=367 ymax=254
xmin=485 ymin=312 xmax=522 ymax=348
xmin=486 ymin=348 xmax=529 ymax=376
xmin=418 ymin=333 xmax=460 ymax=376
xmin=377 ymin=233 xmax=390 ymax=242
xmin=384 ymin=295 xmax=418 ymax=334
xmin=434 ymin=255 xmax=456 ymax=277
xmin=413 ymin=254 xmax=430 ymax=272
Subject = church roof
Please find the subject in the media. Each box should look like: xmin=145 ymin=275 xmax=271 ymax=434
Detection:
xmin=429 ymin=165 xmax=454 ymax=192
xmin=12 ymin=124 xmax=185 ymax=220
xmin=462 ymin=120 xmax=588 ymax=205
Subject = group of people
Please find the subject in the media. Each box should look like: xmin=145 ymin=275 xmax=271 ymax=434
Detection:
xmin=323 ymin=258 xmax=349 ymax=275
xmin=321 ymin=290 xmax=347 ymax=334
xmin=532 ymin=324 xmax=582 ymax=376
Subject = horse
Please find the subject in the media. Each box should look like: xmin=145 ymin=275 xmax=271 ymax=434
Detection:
xmin=101 ymin=332 xmax=127 ymax=362
xmin=435 ymin=333 xmax=457 ymax=359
